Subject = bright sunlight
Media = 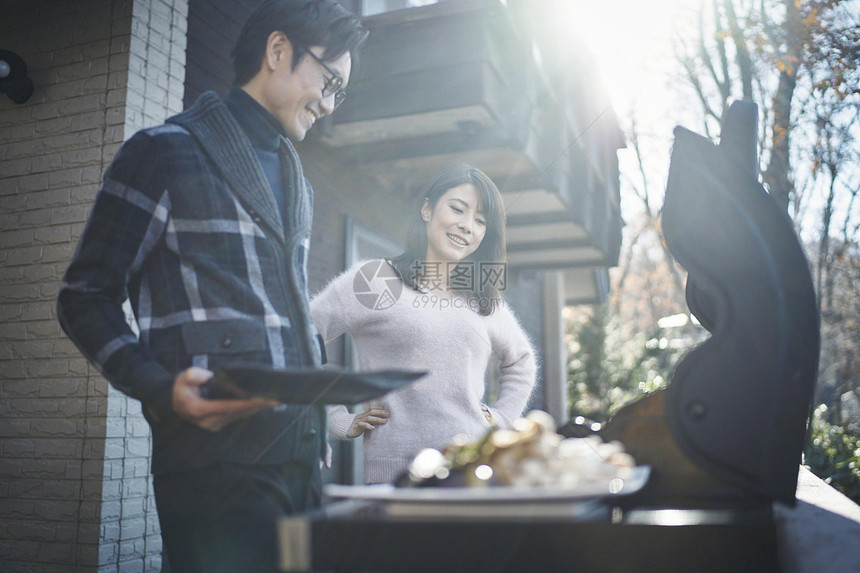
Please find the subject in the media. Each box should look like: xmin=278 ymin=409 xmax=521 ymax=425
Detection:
xmin=557 ymin=0 xmax=702 ymax=119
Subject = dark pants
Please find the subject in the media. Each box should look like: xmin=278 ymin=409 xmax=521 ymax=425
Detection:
xmin=153 ymin=461 xmax=321 ymax=573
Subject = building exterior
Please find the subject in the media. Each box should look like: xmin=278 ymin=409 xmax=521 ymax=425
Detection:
xmin=0 ymin=0 xmax=623 ymax=570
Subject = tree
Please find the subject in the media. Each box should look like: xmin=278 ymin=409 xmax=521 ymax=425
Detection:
xmin=677 ymin=0 xmax=858 ymax=214
xmin=567 ymin=121 xmax=707 ymax=424
xmin=566 ymin=0 xmax=860 ymax=499
xmin=671 ymin=0 xmax=860 ymax=496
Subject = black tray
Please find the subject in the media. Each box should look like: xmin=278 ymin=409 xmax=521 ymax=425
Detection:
xmin=200 ymin=364 xmax=426 ymax=405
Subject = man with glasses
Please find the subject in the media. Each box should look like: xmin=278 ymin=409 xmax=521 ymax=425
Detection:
xmin=57 ymin=1 xmax=367 ymax=571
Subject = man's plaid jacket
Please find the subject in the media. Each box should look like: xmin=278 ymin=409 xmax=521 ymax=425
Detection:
xmin=58 ymin=92 xmax=325 ymax=474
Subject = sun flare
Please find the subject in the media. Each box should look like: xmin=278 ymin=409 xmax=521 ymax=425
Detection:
xmin=556 ymin=0 xmax=703 ymax=118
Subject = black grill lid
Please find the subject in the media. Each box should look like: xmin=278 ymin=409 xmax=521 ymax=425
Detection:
xmin=662 ymin=100 xmax=819 ymax=504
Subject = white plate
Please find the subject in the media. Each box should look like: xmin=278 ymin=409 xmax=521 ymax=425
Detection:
xmin=325 ymin=465 xmax=650 ymax=504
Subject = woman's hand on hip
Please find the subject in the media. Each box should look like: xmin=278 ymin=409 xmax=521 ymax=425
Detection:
xmin=347 ymin=404 xmax=390 ymax=438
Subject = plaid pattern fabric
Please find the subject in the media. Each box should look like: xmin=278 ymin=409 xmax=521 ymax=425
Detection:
xmin=58 ymin=92 xmax=324 ymax=473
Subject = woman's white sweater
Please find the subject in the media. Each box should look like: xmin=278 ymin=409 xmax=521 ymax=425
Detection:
xmin=310 ymin=260 xmax=537 ymax=484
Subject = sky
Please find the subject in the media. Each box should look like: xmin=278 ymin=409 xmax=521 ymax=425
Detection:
xmin=566 ymin=0 xmax=701 ymax=118
xmin=565 ymin=0 xmax=858 ymax=241
xmin=558 ymin=0 xmax=707 ymax=218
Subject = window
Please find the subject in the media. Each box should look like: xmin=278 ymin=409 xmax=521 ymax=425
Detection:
xmin=329 ymin=218 xmax=402 ymax=485
xmin=361 ymin=0 xmax=440 ymax=17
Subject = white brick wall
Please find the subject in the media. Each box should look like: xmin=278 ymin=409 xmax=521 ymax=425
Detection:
xmin=0 ymin=1 xmax=187 ymax=571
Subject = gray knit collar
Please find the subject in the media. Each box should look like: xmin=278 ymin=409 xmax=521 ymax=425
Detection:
xmin=167 ymin=91 xmax=310 ymax=244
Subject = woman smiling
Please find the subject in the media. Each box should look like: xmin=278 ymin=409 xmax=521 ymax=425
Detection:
xmin=311 ymin=163 xmax=537 ymax=484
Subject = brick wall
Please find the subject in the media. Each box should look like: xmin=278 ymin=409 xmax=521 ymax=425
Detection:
xmin=184 ymin=0 xmax=260 ymax=107
xmin=0 ymin=1 xmax=187 ymax=571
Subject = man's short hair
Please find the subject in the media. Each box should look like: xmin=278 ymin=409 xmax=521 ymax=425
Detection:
xmin=231 ymin=0 xmax=368 ymax=86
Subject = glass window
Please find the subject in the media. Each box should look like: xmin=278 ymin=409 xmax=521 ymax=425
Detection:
xmin=361 ymin=0 xmax=440 ymax=17
xmin=328 ymin=218 xmax=402 ymax=485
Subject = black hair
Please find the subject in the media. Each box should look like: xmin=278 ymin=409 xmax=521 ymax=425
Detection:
xmin=231 ymin=0 xmax=368 ymax=86
xmin=390 ymin=163 xmax=507 ymax=316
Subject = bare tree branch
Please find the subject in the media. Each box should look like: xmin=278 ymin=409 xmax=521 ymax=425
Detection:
xmin=723 ymin=0 xmax=754 ymax=99
xmin=762 ymin=0 xmax=800 ymax=211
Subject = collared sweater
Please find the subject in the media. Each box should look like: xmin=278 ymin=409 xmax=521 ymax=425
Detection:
xmin=58 ymin=91 xmax=324 ymax=474
xmin=311 ymin=260 xmax=537 ymax=484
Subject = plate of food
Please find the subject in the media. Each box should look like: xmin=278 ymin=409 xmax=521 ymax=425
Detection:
xmin=325 ymin=466 xmax=650 ymax=502
xmin=325 ymin=411 xmax=649 ymax=518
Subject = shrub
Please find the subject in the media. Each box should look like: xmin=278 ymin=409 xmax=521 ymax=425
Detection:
xmin=804 ymin=404 xmax=860 ymax=504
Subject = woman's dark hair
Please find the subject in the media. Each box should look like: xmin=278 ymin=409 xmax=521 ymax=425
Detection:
xmin=231 ymin=0 xmax=369 ymax=86
xmin=390 ymin=163 xmax=507 ymax=316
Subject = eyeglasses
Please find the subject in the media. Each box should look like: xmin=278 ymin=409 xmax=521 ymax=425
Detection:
xmin=302 ymin=48 xmax=347 ymax=109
